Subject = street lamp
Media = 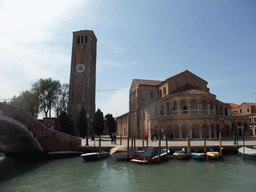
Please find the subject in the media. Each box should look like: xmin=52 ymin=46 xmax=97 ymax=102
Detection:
xmin=86 ymin=112 xmax=89 ymax=146
xmin=91 ymin=118 xmax=94 ymax=140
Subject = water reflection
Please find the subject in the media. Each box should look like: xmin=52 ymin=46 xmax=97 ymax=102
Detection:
xmin=0 ymin=154 xmax=255 ymax=191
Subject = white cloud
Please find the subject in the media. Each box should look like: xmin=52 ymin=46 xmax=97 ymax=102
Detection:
xmin=97 ymin=87 xmax=129 ymax=117
xmin=0 ymin=0 xmax=85 ymax=99
xmin=0 ymin=0 xmax=85 ymax=43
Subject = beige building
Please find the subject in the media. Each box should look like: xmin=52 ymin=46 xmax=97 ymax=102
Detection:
xmin=117 ymin=70 xmax=249 ymax=139
xmin=230 ymin=103 xmax=256 ymax=136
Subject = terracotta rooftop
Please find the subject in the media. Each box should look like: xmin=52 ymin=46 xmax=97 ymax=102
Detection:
xmin=133 ymin=79 xmax=163 ymax=86
xmin=169 ymin=84 xmax=211 ymax=95
xmin=226 ymin=103 xmax=239 ymax=109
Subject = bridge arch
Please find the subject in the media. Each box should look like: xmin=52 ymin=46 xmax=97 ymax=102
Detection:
xmin=0 ymin=115 xmax=43 ymax=152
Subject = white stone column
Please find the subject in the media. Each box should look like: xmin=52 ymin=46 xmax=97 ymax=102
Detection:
xmin=187 ymin=105 xmax=191 ymax=115
xmin=213 ymin=105 xmax=216 ymax=115
xmin=207 ymin=104 xmax=210 ymax=115
xmin=177 ymin=103 xmax=181 ymax=115
xmin=198 ymin=104 xmax=202 ymax=114
xmin=214 ymin=127 xmax=217 ymax=138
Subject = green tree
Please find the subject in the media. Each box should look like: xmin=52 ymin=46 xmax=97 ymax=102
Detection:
xmin=59 ymin=111 xmax=74 ymax=135
xmin=32 ymin=78 xmax=61 ymax=117
xmin=55 ymin=83 xmax=69 ymax=117
xmin=77 ymin=107 xmax=87 ymax=137
xmin=10 ymin=90 xmax=39 ymax=118
xmin=93 ymin=109 xmax=104 ymax=136
xmin=105 ymin=114 xmax=116 ymax=134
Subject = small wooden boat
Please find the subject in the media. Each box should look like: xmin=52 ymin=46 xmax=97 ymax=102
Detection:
xmin=190 ymin=149 xmax=204 ymax=160
xmin=206 ymin=149 xmax=220 ymax=159
xmin=81 ymin=151 xmax=110 ymax=161
xmin=191 ymin=152 xmax=205 ymax=160
xmin=131 ymin=147 xmax=169 ymax=164
xmin=238 ymin=146 xmax=256 ymax=160
xmin=173 ymin=148 xmax=190 ymax=160
xmin=110 ymin=146 xmax=131 ymax=161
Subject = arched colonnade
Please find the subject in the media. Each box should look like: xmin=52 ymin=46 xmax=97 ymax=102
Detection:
xmin=157 ymin=97 xmax=230 ymax=116
xmin=150 ymin=120 xmax=230 ymax=140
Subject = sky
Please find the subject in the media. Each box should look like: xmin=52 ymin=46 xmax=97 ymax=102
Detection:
xmin=0 ymin=0 xmax=256 ymax=117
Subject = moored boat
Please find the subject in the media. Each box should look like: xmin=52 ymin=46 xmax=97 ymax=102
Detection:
xmin=131 ymin=147 xmax=169 ymax=164
xmin=81 ymin=151 xmax=110 ymax=161
xmin=110 ymin=145 xmax=135 ymax=161
xmin=173 ymin=148 xmax=190 ymax=160
xmin=206 ymin=149 xmax=220 ymax=159
xmin=191 ymin=152 xmax=205 ymax=160
xmin=238 ymin=146 xmax=256 ymax=160
xmin=190 ymin=149 xmax=205 ymax=160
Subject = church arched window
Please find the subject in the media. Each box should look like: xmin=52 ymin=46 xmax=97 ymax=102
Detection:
xmin=163 ymin=87 xmax=166 ymax=96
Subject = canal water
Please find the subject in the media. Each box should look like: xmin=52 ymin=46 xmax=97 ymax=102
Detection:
xmin=0 ymin=153 xmax=255 ymax=192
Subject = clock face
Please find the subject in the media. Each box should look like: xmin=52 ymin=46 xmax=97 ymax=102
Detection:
xmin=76 ymin=64 xmax=85 ymax=73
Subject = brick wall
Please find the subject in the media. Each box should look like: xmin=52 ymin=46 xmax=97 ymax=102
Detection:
xmin=0 ymin=103 xmax=81 ymax=152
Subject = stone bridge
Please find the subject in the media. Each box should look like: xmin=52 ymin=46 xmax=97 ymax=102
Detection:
xmin=0 ymin=102 xmax=81 ymax=156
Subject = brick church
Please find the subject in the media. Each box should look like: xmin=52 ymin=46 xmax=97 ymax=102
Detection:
xmin=116 ymin=70 xmax=249 ymax=139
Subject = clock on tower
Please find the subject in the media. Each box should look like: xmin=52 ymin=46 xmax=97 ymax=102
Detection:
xmin=68 ymin=30 xmax=97 ymax=134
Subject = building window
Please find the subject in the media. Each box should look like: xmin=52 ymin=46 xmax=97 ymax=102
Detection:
xmin=77 ymin=36 xmax=80 ymax=44
xmin=150 ymin=92 xmax=153 ymax=98
xmin=225 ymin=108 xmax=228 ymax=116
xmin=247 ymin=108 xmax=250 ymax=113
xmin=240 ymin=109 xmax=242 ymax=114
xmin=254 ymin=118 xmax=256 ymax=122
xmin=163 ymin=87 xmax=166 ymax=96
xmin=249 ymin=118 xmax=252 ymax=123
xmin=160 ymin=105 xmax=164 ymax=115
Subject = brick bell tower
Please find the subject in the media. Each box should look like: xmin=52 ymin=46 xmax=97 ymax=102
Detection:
xmin=68 ymin=30 xmax=97 ymax=135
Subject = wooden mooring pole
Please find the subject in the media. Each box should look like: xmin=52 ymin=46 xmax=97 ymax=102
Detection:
xmin=143 ymin=130 xmax=145 ymax=148
xmin=147 ymin=134 xmax=148 ymax=148
xmin=243 ymin=126 xmax=245 ymax=160
xmin=187 ymin=135 xmax=191 ymax=155
xmin=99 ymin=135 xmax=101 ymax=155
xmin=204 ymin=132 xmax=207 ymax=160
xmin=134 ymin=136 xmax=136 ymax=151
xmin=166 ymin=130 xmax=168 ymax=161
xmin=219 ymin=132 xmax=222 ymax=157
xmin=127 ymin=136 xmax=130 ymax=160
xmin=158 ymin=130 xmax=161 ymax=162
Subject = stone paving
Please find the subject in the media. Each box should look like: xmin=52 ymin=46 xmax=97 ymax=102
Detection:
xmin=81 ymin=136 xmax=256 ymax=148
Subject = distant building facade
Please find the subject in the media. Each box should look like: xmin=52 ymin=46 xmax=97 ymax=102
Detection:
xmin=230 ymin=103 xmax=256 ymax=136
xmin=116 ymin=70 xmax=249 ymax=139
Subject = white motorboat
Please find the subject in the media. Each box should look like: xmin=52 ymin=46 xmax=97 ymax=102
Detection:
xmin=81 ymin=151 xmax=110 ymax=161
xmin=238 ymin=146 xmax=256 ymax=160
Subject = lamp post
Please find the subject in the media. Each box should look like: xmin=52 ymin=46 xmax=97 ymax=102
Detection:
xmin=91 ymin=118 xmax=94 ymax=140
xmin=232 ymin=119 xmax=237 ymax=145
xmin=86 ymin=112 xmax=89 ymax=146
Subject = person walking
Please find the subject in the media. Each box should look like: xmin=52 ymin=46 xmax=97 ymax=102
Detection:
xmin=113 ymin=133 xmax=116 ymax=144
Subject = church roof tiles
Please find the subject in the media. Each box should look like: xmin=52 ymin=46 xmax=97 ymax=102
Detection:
xmin=169 ymin=84 xmax=211 ymax=95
